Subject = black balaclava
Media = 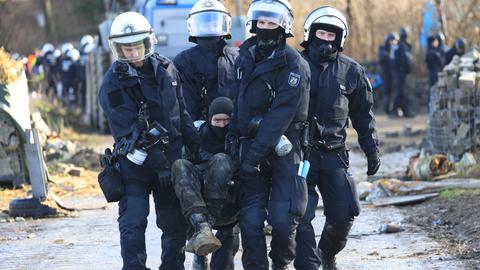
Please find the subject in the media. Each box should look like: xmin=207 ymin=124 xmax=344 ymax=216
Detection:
xmin=255 ymin=24 xmax=285 ymax=61
xmin=307 ymin=23 xmax=342 ymax=63
xmin=197 ymin=36 xmax=224 ymax=55
xmin=208 ymin=97 xmax=233 ymax=138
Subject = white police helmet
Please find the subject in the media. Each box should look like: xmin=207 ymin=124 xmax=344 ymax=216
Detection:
xmin=60 ymin=42 xmax=74 ymax=55
xmin=53 ymin=49 xmax=62 ymax=61
xmin=42 ymin=43 xmax=55 ymax=55
xmin=108 ymin=11 xmax=156 ymax=62
xmin=80 ymin=34 xmax=95 ymax=47
xmin=303 ymin=6 xmax=348 ymax=50
xmin=246 ymin=0 xmax=294 ymax=37
xmin=66 ymin=48 xmax=80 ymax=62
xmin=187 ymin=0 xmax=232 ymax=42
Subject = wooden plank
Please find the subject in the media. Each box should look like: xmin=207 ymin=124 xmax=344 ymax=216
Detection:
xmin=372 ymin=193 xmax=439 ymax=207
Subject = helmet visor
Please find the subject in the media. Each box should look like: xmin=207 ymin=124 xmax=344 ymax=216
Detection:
xmin=188 ymin=11 xmax=231 ymax=37
xmin=247 ymin=10 xmax=288 ymax=27
xmin=109 ymin=33 xmax=156 ymax=62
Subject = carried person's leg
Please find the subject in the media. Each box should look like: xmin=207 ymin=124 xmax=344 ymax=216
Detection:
xmin=171 ymin=159 xmax=221 ymax=256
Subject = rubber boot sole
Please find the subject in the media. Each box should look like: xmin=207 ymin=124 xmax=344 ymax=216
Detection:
xmin=186 ymin=235 xmax=222 ymax=256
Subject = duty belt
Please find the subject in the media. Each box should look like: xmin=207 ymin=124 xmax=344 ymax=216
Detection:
xmin=309 ymin=140 xmax=345 ymax=152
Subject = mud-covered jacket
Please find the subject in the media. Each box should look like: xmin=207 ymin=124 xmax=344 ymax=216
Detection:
xmin=231 ymin=37 xmax=310 ymax=156
xmin=302 ymin=51 xmax=379 ymax=156
xmin=174 ymin=41 xmax=238 ymax=121
xmin=98 ymin=53 xmax=199 ymax=164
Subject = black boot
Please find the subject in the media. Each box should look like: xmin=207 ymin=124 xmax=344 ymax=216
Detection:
xmin=320 ymin=250 xmax=338 ymax=270
xmin=192 ymin=254 xmax=210 ymax=270
xmin=185 ymin=213 xmax=221 ymax=256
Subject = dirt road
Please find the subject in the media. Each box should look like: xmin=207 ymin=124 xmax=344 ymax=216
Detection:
xmin=0 ymin=149 xmax=468 ymax=270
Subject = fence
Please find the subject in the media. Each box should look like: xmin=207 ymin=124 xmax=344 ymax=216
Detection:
xmin=84 ymin=47 xmax=111 ymax=132
xmin=427 ymin=49 xmax=480 ymax=159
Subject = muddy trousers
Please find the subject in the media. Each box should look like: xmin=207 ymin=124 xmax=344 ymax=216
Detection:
xmin=239 ymin=140 xmax=305 ymax=269
xmin=171 ymin=153 xmax=240 ymax=270
xmin=294 ymin=151 xmax=358 ymax=270
xmin=117 ymin=156 xmax=188 ymax=270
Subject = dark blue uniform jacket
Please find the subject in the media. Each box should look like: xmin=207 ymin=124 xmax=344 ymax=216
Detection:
xmin=303 ymin=51 xmax=378 ymax=156
xmin=232 ymin=37 xmax=310 ymax=156
xmin=98 ymin=53 xmax=199 ymax=164
xmin=174 ymin=42 xmax=238 ymax=120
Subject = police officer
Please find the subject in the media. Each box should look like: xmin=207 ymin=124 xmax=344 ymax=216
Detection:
xmin=98 ymin=11 xmax=199 ymax=270
xmin=58 ymin=43 xmax=79 ymax=106
xmin=391 ymin=26 xmax=415 ymax=118
xmin=425 ymin=32 xmax=446 ymax=87
xmin=294 ymin=7 xmax=380 ymax=270
xmin=378 ymin=32 xmax=398 ymax=114
xmin=445 ymin=38 xmax=467 ymax=65
xmin=174 ymin=0 xmax=238 ymax=121
xmin=230 ymin=0 xmax=310 ymax=268
xmin=36 ymin=43 xmax=59 ymax=97
xmin=171 ymin=97 xmax=240 ymax=270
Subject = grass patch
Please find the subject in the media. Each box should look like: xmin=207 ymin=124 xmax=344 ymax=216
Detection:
xmin=438 ymin=189 xmax=480 ymax=200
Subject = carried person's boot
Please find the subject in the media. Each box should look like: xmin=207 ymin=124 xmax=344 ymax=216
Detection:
xmin=192 ymin=254 xmax=210 ymax=270
xmin=320 ymin=250 xmax=338 ymax=270
xmin=185 ymin=213 xmax=221 ymax=256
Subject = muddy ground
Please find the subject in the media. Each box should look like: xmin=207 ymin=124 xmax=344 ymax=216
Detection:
xmin=403 ymin=189 xmax=480 ymax=270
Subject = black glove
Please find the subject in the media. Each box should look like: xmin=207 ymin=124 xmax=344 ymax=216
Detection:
xmin=239 ymin=149 xmax=263 ymax=179
xmin=156 ymin=169 xmax=172 ymax=188
xmin=144 ymin=147 xmax=172 ymax=187
xmin=366 ymin=151 xmax=381 ymax=176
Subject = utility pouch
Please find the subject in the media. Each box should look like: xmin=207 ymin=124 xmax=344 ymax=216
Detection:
xmin=345 ymin=170 xmax=360 ymax=216
xmin=98 ymin=148 xmax=124 ymax=202
xmin=289 ymin=174 xmax=308 ymax=217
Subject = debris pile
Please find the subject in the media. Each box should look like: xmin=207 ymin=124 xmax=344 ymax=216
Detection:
xmin=406 ymin=151 xmax=455 ymax=181
xmin=427 ymin=49 xmax=480 ymax=158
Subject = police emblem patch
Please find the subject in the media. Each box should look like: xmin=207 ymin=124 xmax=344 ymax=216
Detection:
xmin=121 ymin=23 xmax=136 ymax=34
xmin=288 ymin=72 xmax=301 ymax=87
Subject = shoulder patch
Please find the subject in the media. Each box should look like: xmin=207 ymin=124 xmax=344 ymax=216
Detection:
xmin=108 ymin=89 xmax=124 ymax=109
xmin=288 ymin=72 xmax=301 ymax=87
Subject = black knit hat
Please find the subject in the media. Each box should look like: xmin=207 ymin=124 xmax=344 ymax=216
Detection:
xmin=208 ymin=97 xmax=234 ymax=119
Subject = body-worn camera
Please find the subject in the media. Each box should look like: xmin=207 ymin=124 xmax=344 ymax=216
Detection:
xmin=126 ymin=121 xmax=169 ymax=165
xmin=246 ymin=117 xmax=293 ymax=157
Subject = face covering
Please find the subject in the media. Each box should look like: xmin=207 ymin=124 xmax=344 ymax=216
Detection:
xmin=255 ymin=27 xmax=284 ymax=60
xmin=197 ymin=37 xmax=223 ymax=54
xmin=209 ymin=124 xmax=229 ymax=139
xmin=308 ymin=36 xmax=338 ymax=63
